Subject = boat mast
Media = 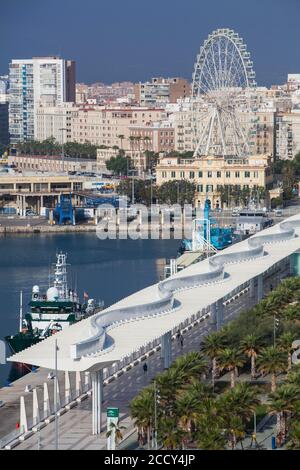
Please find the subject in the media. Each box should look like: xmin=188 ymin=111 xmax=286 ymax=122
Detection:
xmin=19 ymin=290 xmax=23 ymax=332
xmin=53 ymin=253 xmax=68 ymax=300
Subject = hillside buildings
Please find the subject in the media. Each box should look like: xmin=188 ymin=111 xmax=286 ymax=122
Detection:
xmin=134 ymin=77 xmax=190 ymax=106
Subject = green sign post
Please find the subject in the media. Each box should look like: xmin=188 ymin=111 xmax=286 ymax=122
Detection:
xmin=107 ymin=408 xmax=120 ymax=450
xmin=107 ymin=407 xmax=119 ymax=418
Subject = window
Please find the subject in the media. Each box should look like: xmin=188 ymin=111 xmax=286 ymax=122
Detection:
xmin=253 ymin=171 xmax=259 ymax=178
xmin=189 ymin=171 xmax=195 ymax=179
xmin=206 ymin=185 xmax=213 ymax=192
xmin=207 ymin=171 xmax=212 ymax=178
xmin=235 ymin=171 xmax=240 ymax=178
xmin=226 ymin=171 xmax=231 ymax=178
xmin=217 ymin=171 xmax=221 ymax=178
xmin=171 ymin=171 xmax=176 ymax=178
xmin=162 ymin=171 xmax=167 ymax=178
xmin=179 ymin=171 xmax=185 ymax=178
xmin=198 ymin=171 xmax=203 ymax=178
xmin=197 ymin=184 xmax=203 ymax=193
xmin=244 ymin=171 xmax=250 ymax=178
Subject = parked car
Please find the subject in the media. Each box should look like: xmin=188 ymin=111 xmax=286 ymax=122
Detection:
xmin=25 ymin=209 xmax=37 ymax=216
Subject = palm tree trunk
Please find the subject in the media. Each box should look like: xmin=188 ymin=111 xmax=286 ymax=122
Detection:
xmin=212 ymin=357 xmax=216 ymax=387
xmin=281 ymin=412 xmax=287 ymax=439
xmin=251 ymin=355 xmax=256 ymax=379
xmin=230 ymin=370 xmax=235 ymax=388
xmin=147 ymin=426 xmax=151 ymax=450
xmin=276 ymin=412 xmax=281 ymax=437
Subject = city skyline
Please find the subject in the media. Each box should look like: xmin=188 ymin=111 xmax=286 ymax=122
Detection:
xmin=1 ymin=0 xmax=300 ymax=86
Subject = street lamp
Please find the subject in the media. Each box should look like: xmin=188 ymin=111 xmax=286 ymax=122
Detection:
xmin=54 ymin=338 xmax=59 ymax=450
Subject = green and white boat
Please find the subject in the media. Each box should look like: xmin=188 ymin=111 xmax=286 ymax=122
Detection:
xmin=5 ymin=253 xmax=103 ymax=355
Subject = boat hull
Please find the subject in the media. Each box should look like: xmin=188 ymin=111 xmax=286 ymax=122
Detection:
xmin=5 ymin=333 xmax=42 ymax=355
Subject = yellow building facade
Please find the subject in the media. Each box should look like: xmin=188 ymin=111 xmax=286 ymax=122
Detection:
xmin=156 ymin=154 xmax=273 ymax=208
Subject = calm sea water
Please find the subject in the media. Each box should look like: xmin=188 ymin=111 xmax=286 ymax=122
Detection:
xmin=0 ymin=233 xmax=179 ymax=386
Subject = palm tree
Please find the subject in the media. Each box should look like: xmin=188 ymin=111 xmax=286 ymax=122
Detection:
xmin=158 ymin=417 xmax=185 ymax=450
xmin=201 ymin=332 xmax=226 ymax=388
xmin=218 ymin=382 xmax=260 ymax=448
xmin=170 ymin=351 xmax=208 ymax=383
xmin=225 ymin=414 xmax=246 ymax=450
xmin=218 ymin=348 xmax=245 ymax=388
xmin=112 ymin=145 xmax=119 ymax=155
xmin=117 ymin=134 xmax=125 ymax=150
xmin=240 ymin=334 xmax=262 ymax=379
xmin=196 ymin=415 xmax=226 ymax=450
xmin=269 ymin=384 xmax=300 ymax=441
xmin=278 ymin=331 xmax=296 ymax=370
xmin=130 ymin=386 xmax=154 ymax=449
xmin=220 ymin=382 xmax=260 ymax=424
xmin=106 ymin=420 xmax=126 ymax=449
xmin=287 ymin=422 xmax=300 ymax=449
xmin=257 ymin=346 xmax=286 ymax=392
xmin=286 ymin=367 xmax=300 ymax=386
xmin=175 ymin=392 xmax=200 ymax=447
xmin=155 ymin=368 xmax=186 ymax=416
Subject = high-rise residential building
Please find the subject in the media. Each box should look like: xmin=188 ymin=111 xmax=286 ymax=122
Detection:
xmin=0 ymin=75 xmax=9 ymax=95
xmin=9 ymin=56 xmax=75 ymax=144
xmin=0 ymin=101 xmax=9 ymax=148
xmin=134 ymin=77 xmax=190 ymax=106
xmin=275 ymin=110 xmax=300 ymax=160
xmin=0 ymin=75 xmax=9 ymax=148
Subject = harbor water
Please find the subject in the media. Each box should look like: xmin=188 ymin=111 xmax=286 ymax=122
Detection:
xmin=0 ymin=233 xmax=179 ymax=386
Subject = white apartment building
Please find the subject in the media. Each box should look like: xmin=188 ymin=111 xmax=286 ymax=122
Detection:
xmin=276 ymin=110 xmax=300 ymax=160
xmin=9 ymin=56 xmax=75 ymax=144
xmin=167 ymin=99 xmax=195 ymax=152
xmin=35 ymin=102 xmax=77 ymax=144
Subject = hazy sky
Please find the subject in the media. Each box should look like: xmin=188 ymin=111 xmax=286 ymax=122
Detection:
xmin=1 ymin=0 xmax=299 ymax=85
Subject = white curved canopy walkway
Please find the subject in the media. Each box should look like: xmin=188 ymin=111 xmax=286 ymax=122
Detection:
xmin=9 ymin=213 xmax=300 ymax=373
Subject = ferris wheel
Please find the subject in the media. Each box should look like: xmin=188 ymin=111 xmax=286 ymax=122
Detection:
xmin=192 ymin=28 xmax=257 ymax=158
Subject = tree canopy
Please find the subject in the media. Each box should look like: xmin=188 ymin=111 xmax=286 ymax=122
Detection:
xmin=106 ymin=154 xmax=132 ymax=176
xmin=16 ymin=137 xmax=98 ymax=159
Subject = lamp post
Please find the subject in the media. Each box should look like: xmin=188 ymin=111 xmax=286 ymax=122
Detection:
xmin=54 ymin=338 xmax=59 ymax=450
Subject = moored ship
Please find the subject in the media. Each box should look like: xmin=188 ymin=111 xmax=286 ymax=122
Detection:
xmin=5 ymin=252 xmax=103 ymax=355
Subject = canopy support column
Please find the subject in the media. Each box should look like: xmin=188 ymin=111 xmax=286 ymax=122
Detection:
xmin=91 ymin=369 xmax=103 ymax=435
